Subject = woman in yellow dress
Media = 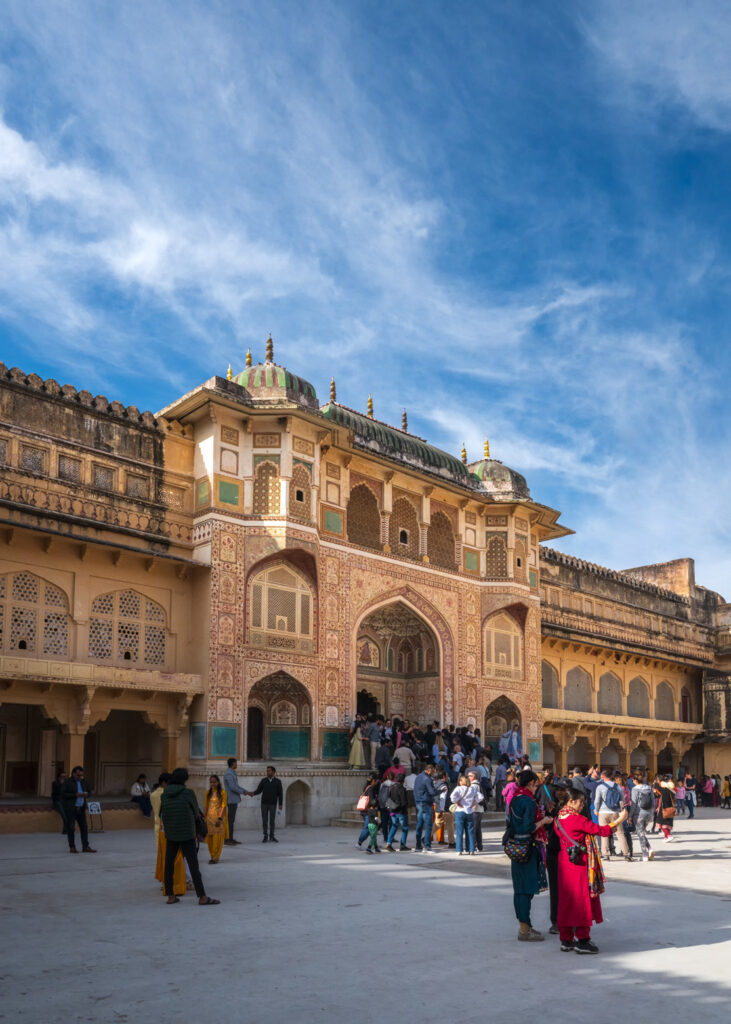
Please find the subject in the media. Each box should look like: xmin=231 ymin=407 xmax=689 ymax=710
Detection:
xmin=205 ymin=774 xmax=229 ymax=863
xmin=151 ymin=772 xmax=187 ymax=896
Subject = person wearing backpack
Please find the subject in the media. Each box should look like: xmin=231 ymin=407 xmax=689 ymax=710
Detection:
xmin=629 ymin=772 xmax=656 ymax=862
xmin=377 ymin=777 xmax=394 ymax=845
xmin=594 ymin=770 xmax=632 ymax=861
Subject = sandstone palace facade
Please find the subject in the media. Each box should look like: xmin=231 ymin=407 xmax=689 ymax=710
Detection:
xmin=1 ymin=340 xmax=730 ymax=824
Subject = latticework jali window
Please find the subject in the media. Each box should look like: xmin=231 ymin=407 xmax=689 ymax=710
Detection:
xmin=0 ymin=571 xmax=70 ymax=657
xmin=346 ymin=484 xmax=381 ymax=549
xmin=250 ymin=563 xmax=313 ymax=653
xmin=88 ymin=589 xmax=166 ymax=666
xmin=484 ymin=611 xmax=522 ymax=680
xmin=427 ymin=510 xmax=455 ymax=569
xmin=389 ymin=497 xmax=419 ymax=559
xmin=486 ymin=535 xmax=508 ymax=578
xmin=288 ymin=463 xmax=312 ymax=521
xmin=253 ymin=461 xmax=280 ymax=515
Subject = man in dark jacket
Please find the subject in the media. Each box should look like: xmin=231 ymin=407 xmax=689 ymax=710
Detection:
xmin=246 ymin=766 xmax=284 ymax=843
xmin=160 ymin=768 xmax=219 ymax=906
xmin=385 ymin=777 xmax=409 ymax=851
xmin=61 ymin=766 xmax=96 ymax=853
xmin=413 ymin=765 xmax=436 ymax=853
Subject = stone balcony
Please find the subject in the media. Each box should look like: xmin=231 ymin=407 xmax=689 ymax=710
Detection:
xmin=542 ymin=705 xmax=702 ymax=735
xmin=0 ymin=655 xmax=203 ymax=695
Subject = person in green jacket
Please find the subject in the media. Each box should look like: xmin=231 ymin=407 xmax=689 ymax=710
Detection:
xmin=160 ymin=768 xmax=220 ymax=906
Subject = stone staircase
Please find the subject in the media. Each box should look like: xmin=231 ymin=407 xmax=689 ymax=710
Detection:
xmin=330 ymin=807 xmax=506 ymax=829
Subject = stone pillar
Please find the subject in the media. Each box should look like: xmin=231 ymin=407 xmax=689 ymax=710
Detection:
xmin=61 ymin=730 xmax=87 ymax=774
xmin=38 ymin=728 xmax=58 ymax=798
xmin=162 ymin=733 xmax=180 ymax=772
xmin=380 ymin=511 xmax=391 ymax=552
xmin=419 ymin=523 xmax=429 ymax=560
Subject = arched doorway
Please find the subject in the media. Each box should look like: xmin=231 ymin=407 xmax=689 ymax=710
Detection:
xmin=355 ymin=601 xmax=440 ymax=723
xmin=246 ymin=673 xmax=312 ymax=760
xmin=88 ymin=709 xmax=162 ymax=795
xmin=484 ymin=696 xmax=522 ymax=761
xmin=247 ymin=707 xmax=264 ymax=760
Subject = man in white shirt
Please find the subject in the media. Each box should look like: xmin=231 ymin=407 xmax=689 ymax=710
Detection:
xmin=394 ymin=744 xmax=415 ymax=775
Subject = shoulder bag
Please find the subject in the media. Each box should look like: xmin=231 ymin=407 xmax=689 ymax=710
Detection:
xmin=502 ymin=800 xmax=534 ymax=864
xmin=554 ymin=814 xmax=586 ymax=865
xmin=356 ymin=793 xmax=370 ymax=812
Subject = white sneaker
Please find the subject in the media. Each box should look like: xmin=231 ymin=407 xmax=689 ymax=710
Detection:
xmin=665 ymin=834 xmax=675 ymax=842
xmin=642 ymin=855 xmax=649 ymax=862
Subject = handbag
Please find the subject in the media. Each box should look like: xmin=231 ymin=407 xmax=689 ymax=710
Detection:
xmin=662 ymin=804 xmax=676 ymax=819
xmin=502 ymin=802 xmax=534 ymax=863
xmin=356 ymin=794 xmax=370 ymax=812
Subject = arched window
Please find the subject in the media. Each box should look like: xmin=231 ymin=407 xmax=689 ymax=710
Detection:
xmin=564 ymin=666 xmax=592 ymax=713
xmin=88 ymin=589 xmax=166 ymax=666
xmin=427 ymin=510 xmax=455 ymax=569
xmin=680 ymin=686 xmax=693 ymax=723
xmin=628 ymin=677 xmax=650 ymax=718
xmin=288 ymin=463 xmax=311 ymax=521
xmin=598 ymin=672 xmax=622 ymax=715
xmin=0 ymin=571 xmax=70 ymax=657
xmin=253 ymin=460 xmax=280 ymax=515
xmin=346 ymin=484 xmax=381 ymax=549
xmin=655 ymin=681 xmax=675 ymax=721
xmin=486 ymin=535 xmax=508 ymax=578
xmin=249 ymin=563 xmax=313 ymax=652
xmin=542 ymin=660 xmax=559 ymax=709
xmin=389 ymin=497 xmax=419 ymax=560
xmin=514 ymin=538 xmax=528 ymax=582
xmin=484 ymin=612 xmax=522 ymax=679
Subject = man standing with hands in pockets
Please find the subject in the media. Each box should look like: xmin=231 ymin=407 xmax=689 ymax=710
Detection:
xmin=247 ymin=765 xmax=284 ymax=843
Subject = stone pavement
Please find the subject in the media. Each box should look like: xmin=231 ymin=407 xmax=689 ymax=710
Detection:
xmin=2 ymin=810 xmax=731 ymax=1024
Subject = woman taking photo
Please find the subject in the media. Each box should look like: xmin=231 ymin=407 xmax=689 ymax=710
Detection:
xmin=506 ymin=769 xmax=552 ymax=942
xmin=204 ymin=774 xmax=228 ymax=864
xmin=555 ymin=788 xmax=627 ymax=953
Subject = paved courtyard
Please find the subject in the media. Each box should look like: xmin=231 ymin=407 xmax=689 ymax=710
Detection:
xmin=3 ymin=810 xmax=731 ymax=1024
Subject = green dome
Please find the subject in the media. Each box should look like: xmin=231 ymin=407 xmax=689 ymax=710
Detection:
xmin=233 ymin=349 xmax=318 ymax=411
xmin=469 ymin=458 xmax=530 ymax=500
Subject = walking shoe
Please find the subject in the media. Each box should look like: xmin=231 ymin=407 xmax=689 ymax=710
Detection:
xmin=648 ymin=850 xmax=655 ymax=860
xmin=575 ymin=939 xmax=599 ymax=954
xmin=385 ymin=844 xmax=396 ymax=852
xmin=624 ymin=856 xmax=633 ymax=862
xmin=365 ymin=848 xmax=374 ymax=855
xmin=269 ymin=836 xmax=278 ymax=843
xmin=82 ymin=846 xmax=96 ymax=853
xmin=373 ymin=847 xmax=381 ymax=853
xmin=422 ymin=848 xmax=433 ymax=855
xmin=224 ymin=839 xmax=237 ymax=846
xmin=549 ymin=925 xmax=559 ymax=935
xmin=517 ymin=928 xmax=544 ymax=942
xmin=448 ymin=842 xmax=456 ymax=848
xmin=262 ymin=836 xmax=268 ymax=843
xmin=69 ymin=847 xmax=78 ymax=853
xmin=560 ymin=939 xmax=577 ymax=952
xmin=665 ymin=834 xmax=675 ymax=842
xmin=400 ymin=845 xmax=411 ymax=851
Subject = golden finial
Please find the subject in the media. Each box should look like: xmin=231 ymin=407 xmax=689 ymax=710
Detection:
xmin=330 ymin=377 xmax=336 ymax=403
xmin=367 ymin=394 xmax=374 ymax=418
xmin=246 ymin=349 xmax=252 ymax=367
xmin=265 ymin=335 xmax=273 ymax=362
xmin=461 ymin=443 xmax=467 ymax=464
xmin=402 ymin=409 xmax=408 ymax=431
xmin=484 ymin=438 xmax=490 ymax=459
xmin=227 ymin=364 xmax=232 ymax=381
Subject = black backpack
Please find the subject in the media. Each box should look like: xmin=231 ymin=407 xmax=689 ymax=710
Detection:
xmin=638 ymin=788 xmax=654 ymax=812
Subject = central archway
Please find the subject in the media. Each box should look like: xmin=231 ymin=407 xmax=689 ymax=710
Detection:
xmin=484 ymin=696 xmax=522 ymax=760
xmin=355 ymin=600 xmax=441 ymax=724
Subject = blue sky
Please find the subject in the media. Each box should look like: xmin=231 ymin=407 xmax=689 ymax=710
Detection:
xmin=2 ymin=2 xmax=731 ymax=593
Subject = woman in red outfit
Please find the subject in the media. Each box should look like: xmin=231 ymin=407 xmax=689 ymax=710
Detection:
xmin=555 ymin=788 xmax=627 ymax=954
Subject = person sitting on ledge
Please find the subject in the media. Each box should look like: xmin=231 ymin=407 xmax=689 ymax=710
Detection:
xmin=131 ymin=773 xmax=153 ymax=818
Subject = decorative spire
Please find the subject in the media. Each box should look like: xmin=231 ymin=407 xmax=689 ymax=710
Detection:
xmin=330 ymin=377 xmax=336 ymax=403
xmin=484 ymin=437 xmax=490 ymax=459
xmin=227 ymin=364 xmax=232 ymax=381
xmin=367 ymin=394 xmax=374 ymax=418
xmin=461 ymin=443 xmax=467 ymax=464
xmin=265 ymin=335 xmax=273 ymax=362
xmin=246 ymin=349 xmax=252 ymax=367
xmin=402 ymin=409 xmax=408 ymax=432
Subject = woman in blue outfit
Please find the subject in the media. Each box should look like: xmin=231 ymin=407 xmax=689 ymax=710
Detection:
xmin=507 ymin=769 xmax=552 ymax=942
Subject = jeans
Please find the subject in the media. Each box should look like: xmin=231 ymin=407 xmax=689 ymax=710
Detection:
xmin=513 ymin=892 xmax=533 ymax=926
xmin=54 ymin=800 xmax=68 ymax=834
xmin=455 ymin=811 xmax=475 ymax=853
xmin=387 ymin=812 xmax=409 ymax=846
xmin=261 ymin=803 xmax=277 ymax=837
xmin=634 ymin=813 xmax=653 ymax=858
xmin=228 ymin=802 xmax=238 ymax=839
xmin=131 ymin=794 xmax=152 ymax=817
xmin=67 ymin=805 xmax=89 ymax=849
xmin=380 ymin=808 xmax=391 ymax=843
xmin=686 ymin=795 xmax=695 ymax=818
xmin=164 ymin=838 xmax=205 ymax=898
xmin=415 ymin=803 xmax=434 ymax=849
xmin=358 ymin=812 xmax=371 ymax=844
